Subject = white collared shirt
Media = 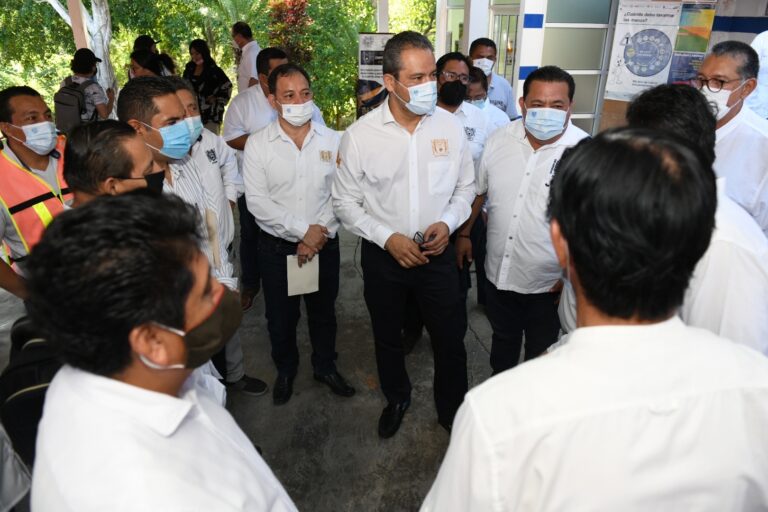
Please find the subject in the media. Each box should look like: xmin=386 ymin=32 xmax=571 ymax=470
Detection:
xmin=444 ymin=102 xmax=493 ymax=168
xmin=487 ymin=72 xmax=518 ymax=120
xmin=244 ymin=120 xmax=340 ymax=242
xmin=478 ymin=119 xmax=588 ymax=293
xmin=190 ymin=128 xmax=242 ymax=255
xmin=746 ymin=31 xmax=768 ymax=118
xmin=332 ymin=99 xmax=475 ymax=249
xmin=166 ymin=157 xmax=237 ymax=289
xmin=237 ymin=40 xmax=262 ymax=92
xmin=481 ymin=101 xmax=511 ymax=132
xmin=421 ymin=317 xmax=768 ymax=512
xmin=222 ymin=86 xmax=326 ymax=169
xmin=32 ymin=365 xmax=298 ymax=512
xmin=714 ymin=105 xmax=768 ymax=236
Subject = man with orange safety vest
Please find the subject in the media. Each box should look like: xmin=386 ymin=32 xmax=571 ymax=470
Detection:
xmin=0 ymin=86 xmax=71 ymax=298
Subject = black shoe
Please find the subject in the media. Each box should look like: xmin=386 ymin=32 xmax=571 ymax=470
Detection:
xmin=224 ymin=375 xmax=268 ymax=396
xmin=272 ymin=375 xmax=294 ymax=405
xmin=314 ymin=371 xmax=356 ymax=397
xmin=378 ymin=400 xmax=410 ymax=438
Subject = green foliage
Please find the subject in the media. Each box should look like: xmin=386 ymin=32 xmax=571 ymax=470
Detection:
xmin=269 ymin=0 xmax=312 ymax=66
xmin=389 ymin=0 xmax=437 ymax=42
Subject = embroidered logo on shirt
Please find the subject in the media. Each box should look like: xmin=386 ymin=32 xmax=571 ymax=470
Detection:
xmin=431 ymin=139 xmax=449 ymax=156
xmin=464 ymin=127 xmax=476 ymax=142
xmin=320 ymin=150 xmax=333 ymax=163
xmin=206 ymin=149 xmax=218 ymax=164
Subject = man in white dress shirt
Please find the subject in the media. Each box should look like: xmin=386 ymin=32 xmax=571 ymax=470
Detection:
xmin=244 ymin=63 xmax=355 ymax=405
xmin=333 ymin=31 xmax=475 ymax=437
xmin=468 ymin=38 xmax=518 ymax=120
xmin=27 ymin=192 xmax=297 ymax=512
xmin=231 ymin=21 xmax=262 ymax=92
xmin=470 ymin=66 xmax=588 ymax=373
xmin=746 ymin=30 xmax=768 ymax=118
xmin=697 ymin=41 xmax=768 ymax=236
xmin=118 ymin=77 xmax=268 ymax=396
xmin=421 ymin=128 xmax=768 ymax=512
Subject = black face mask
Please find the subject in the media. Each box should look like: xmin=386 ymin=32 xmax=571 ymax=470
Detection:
xmin=439 ymin=80 xmax=468 ymax=107
xmin=144 ymin=170 xmax=165 ymax=193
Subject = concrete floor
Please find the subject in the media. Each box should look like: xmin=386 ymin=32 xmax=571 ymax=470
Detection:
xmin=0 ymin=229 xmax=495 ymax=512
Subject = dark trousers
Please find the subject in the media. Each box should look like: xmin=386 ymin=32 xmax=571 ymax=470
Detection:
xmin=485 ymin=280 xmax=561 ymax=374
xmin=237 ymin=195 xmax=260 ymax=290
xmin=258 ymin=232 xmax=340 ymax=377
xmin=361 ymin=241 xmax=468 ymax=425
xmin=470 ymin=214 xmax=487 ymax=306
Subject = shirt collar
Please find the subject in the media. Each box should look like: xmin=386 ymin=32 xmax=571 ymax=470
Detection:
xmin=513 ymin=117 xmax=582 ymax=149
xmin=567 ymin=316 xmax=686 ymax=347
xmin=267 ymin=119 xmax=319 ymax=143
xmin=381 ymin=97 xmax=432 ymax=131
xmin=716 ymin=105 xmax=747 ymax=141
xmin=60 ymin=365 xmax=195 ymax=437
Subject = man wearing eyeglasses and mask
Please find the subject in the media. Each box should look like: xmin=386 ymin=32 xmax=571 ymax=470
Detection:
xmin=464 ymin=66 xmax=588 ymax=374
xmin=696 ymin=41 xmax=768 ymax=236
xmin=243 ymin=63 xmax=355 ymax=406
xmin=333 ymin=31 xmax=475 ymax=438
xmin=28 ymin=191 xmax=298 ymax=511
xmin=0 ymin=86 xmax=71 ymax=299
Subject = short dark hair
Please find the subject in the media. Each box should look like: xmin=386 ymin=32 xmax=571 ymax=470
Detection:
xmin=117 ymin=76 xmax=177 ymax=124
xmin=268 ymin=63 xmax=311 ymax=95
xmin=256 ymin=47 xmax=288 ymax=78
xmin=523 ymin=65 xmax=575 ymax=101
xmin=188 ymin=39 xmax=214 ymax=66
xmin=232 ymin=21 xmax=253 ymax=39
xmin=130 ymin=49 xmax=163 ymax=77
xmin=468 ymin=66 xmax=489 ymax=92
xmin=164 ymin=75 xmax=196 ymax=96
xmin=548 ymin=128 xmax=716 ymax=321
xmin=436 ymin=52 xmax=471 ymax=74
xmin=26 ymin=190 xmax=202 ymax=376
xmin=0 ymin=86 xmax=42 ymax=123
xmin=64 ymin=120 xmax=140 ymax=194
xmin=626 ymin=84 xmax=716 ymax=169
xmin=469 ymin=38 xmax=497 ymax=56
xmin=710 ymin=40 xmax=760 ymax=79
xmin=382 ymin=31 xmax=434 ymax=78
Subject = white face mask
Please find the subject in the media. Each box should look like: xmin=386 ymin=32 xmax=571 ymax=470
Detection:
xmin=278 ymin=99 xmax=314 ymax=127
xmin=468 ymin=98 xmax=488 ymax=110
xmin=392 ymin=80 xmax=438 ymax=116
xmin=701 ymin=82 xmax=745 ymax=121
xmin=8 ymin=121 xmax=58 ymax=156
xmin=473 ymin=58 xmax=494 ymax=77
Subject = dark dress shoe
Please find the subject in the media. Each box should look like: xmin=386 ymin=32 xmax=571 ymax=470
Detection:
xmin=378 ymin=400 xmax=410 ymax=438
xmin=314 ymin=371 xmax=356 ymax=397
xmin=272 ymin=375 xmax=294 ymax=405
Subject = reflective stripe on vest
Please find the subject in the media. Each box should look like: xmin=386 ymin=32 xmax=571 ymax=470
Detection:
xmin=0 ymin=135 xmax=70 ymax=254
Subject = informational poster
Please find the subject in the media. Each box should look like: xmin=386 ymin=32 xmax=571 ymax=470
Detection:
xmin=357 ymin=33 xmax=394 ymax=118
xmin=667 ymin=3 xmax=716 ymax=84
xmin=605 ymin=1 xmax=682 ymax=101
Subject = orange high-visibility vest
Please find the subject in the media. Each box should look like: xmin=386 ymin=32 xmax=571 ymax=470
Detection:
xmin=0 ymin=135 xmax=71 ymax=260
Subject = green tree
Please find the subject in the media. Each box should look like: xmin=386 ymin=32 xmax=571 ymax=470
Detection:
xmin=389 ymin=0 xmax=437 ymax=42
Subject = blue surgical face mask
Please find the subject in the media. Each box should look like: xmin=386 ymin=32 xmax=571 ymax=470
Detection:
xmin=523 ymin=107 xmax=568 ymax=141
xmin=141 ymin=121 xmax=192 ymax=159
xmin=468 ymin=98 xmax=488 ymax=110
xmin=185 ymin=115 xmax=204 ymax=143
xmin=9 ymin=121 xmax=58 ymax=156
xmin=393 ymin=79 xmax=437 ymax=116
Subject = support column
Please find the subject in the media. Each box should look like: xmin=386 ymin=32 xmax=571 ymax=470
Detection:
xmin=377 ymin=0 xmax=389 ymax=33
xmin=461 ymin=0 xmax=490 ymax=54
xmin=66 ymin=0 xmax=90 ymax=49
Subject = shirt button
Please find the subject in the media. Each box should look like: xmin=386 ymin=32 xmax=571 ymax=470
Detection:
xmin=519 ymin=194 xmax=523 ymax=198
xmin=513 ymin=214 xmax=517 ymax=218
xmin=508 ymin=236 xmax=513 ymax=240
xmin=526 ymin=172 xmax=530 ymax=176
xmin=505 ymin=254 xmax=509 ymax=258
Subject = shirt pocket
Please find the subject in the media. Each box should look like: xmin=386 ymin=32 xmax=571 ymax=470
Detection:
xmin=428 ymin=161 xmax=456 ymax=197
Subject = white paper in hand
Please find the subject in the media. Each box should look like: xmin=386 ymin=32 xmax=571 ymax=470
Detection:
xmin=287 ymin=255 xmax=319 ymax=296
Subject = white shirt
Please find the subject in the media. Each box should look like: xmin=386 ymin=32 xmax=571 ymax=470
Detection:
xmin=487 ymin=72 xmax=518 ymax=120
xmin=332 ymin=99 xmax=475 ymax=249
xmin=481 ymin=101 xmax=511 ymax=133
xmin=222 ymin=86 xmax=325 ymax=169
xmin=244 ymin=120 xmax=340 ymax=242
xmin=714 ymin=105 xmax=768 ymax=236
xmin=746 ymin=31 xmax=768 ymax=118
xmin=32 ymin=365 xmax=298 ymax=512
xmin=190 ymin=129 xmax=242 ymax=255
xmin=237 ymin=40 xmax=262 ymax=92
xmin=421 ymin=317 xmax=768 ymax=512
xmin=443 ymin=102 xmax=493 ymax=168
xmin=166 ymin=157 xmax=237 ymax=289
xmin=478 ymin=119 xmax=588 ymax=293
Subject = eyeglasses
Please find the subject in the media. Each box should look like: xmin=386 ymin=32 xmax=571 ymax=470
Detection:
xmin=440 ymin=71 xmax=470 ymax=84
xmin=692 ymin=76 xmax=743 ymax=93
xmin=413 ymin=231 xmax=436 ymax=245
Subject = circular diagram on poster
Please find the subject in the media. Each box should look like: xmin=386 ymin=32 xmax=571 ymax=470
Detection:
xmin=623 ymin=28 xmax=672 ymax=77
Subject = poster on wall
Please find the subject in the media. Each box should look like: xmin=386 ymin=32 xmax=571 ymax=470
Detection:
xmin=605 ymin=1 xmax=682 ymax=101
xmin=667 ymin=3 xmax=717 ymax=84
xmin=357 ymin=33 xmax=394 ymax=118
